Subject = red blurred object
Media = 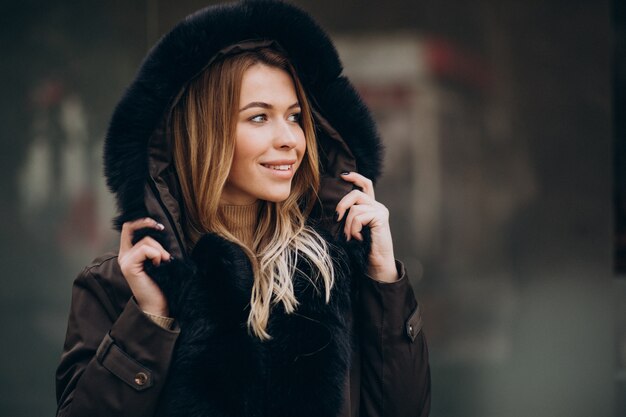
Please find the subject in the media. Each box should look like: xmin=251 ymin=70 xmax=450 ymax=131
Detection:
xmin=424 ymin=37 xmax=492 ymax=90
xmin=30 ymin=78 xmax=65 ymax=109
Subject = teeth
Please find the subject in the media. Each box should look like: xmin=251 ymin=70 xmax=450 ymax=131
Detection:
xmin=263 ymin=164 xmax=291 ymax=171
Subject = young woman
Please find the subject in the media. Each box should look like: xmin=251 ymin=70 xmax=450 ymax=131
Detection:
xmin=56 ymin=2 xmax=430 ymax=416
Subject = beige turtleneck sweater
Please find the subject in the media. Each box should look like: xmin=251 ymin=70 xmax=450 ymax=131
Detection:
xmin=144 ymin=201 xmax=260 ymax=329
xmin=220 ymin=201 xmax=260 ymax=249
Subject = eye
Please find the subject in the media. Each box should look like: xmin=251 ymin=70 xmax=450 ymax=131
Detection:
xmin=287 ymin=112 xmax=301 ymax=123
xmin=250 ymin=114 xmax=267 ymax=123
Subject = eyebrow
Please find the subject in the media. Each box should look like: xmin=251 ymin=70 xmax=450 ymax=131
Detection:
xmin=239 ymin=101 xmax=300 ymax=112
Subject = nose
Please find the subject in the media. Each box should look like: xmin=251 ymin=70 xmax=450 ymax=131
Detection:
xmin=273 ymin=119 xmax=299 ymax=149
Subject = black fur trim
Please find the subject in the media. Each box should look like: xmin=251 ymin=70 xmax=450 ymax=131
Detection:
xmin=145 ymin=232 xmax=352 ymax=417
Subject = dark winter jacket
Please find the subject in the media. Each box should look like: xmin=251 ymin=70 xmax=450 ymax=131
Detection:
xmin=55 ymin=1 xmax=431 ymax=416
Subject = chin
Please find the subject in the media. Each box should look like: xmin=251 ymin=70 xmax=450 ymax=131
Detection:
xmin=261 ymin=194 xmax=291 ymax=203
xmin=259 ymin=186 xmax=292 ymax=203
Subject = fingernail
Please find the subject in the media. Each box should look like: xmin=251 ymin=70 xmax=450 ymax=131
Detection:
xmin=334 ymin=211 xmax=339 ymax=222
xmin=340 ymin=171 xmax=350 ymax=176
xmin=157 ymin=223 xmax=165 ymax=230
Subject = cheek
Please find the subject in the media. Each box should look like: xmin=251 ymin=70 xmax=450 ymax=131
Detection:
xmin=296 ymin=130 xmax=307 ymax=158
xmin=233 ymin=131 xmax=263 ymax=167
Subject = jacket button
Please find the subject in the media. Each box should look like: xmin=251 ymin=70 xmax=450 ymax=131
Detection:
xmin=134 ymin=372 xmax=149 ymax=386
xmin=409 ymin=325 xmax=414 ymax=335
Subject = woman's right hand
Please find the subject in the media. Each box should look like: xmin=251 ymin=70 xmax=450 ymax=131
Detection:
xmin=118 ymin=218 xmax=171 ymax=317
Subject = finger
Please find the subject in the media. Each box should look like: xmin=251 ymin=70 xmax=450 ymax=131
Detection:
xmin=345 ymin=207 xmax=374 ymax=241
xmin=350 ymin=213 xmax=372 ymax=241
xmin=135 ymin=236 xmax=171 ymax=262
xmin=120 ymin=218 xmax=165 ymax=253
xmin=340 ymin=171 xmax=375 ymax=199
xmin=119 ymin=244 xmax=164 ymax=276
xmin=131 ymin=245 xmax=164 ymax=267
xmin=336 ymin=190 xmax=371 ymax=222
xmin=343 ymin=204 xmax=368 ymax=241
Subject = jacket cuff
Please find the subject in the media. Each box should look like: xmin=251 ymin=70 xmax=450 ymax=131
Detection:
xmin=100 ymin=298 xmax=179 ymax=390
xmin=361 ymin=260 xmax=422 ymax=342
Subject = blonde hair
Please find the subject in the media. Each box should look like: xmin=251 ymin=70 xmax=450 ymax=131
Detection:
xmin=170 ymin=47 xmax=335 ymax=339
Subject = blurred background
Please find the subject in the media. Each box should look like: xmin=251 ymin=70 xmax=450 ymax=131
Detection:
xmin=0 ymin=0 xmax=619 ymax=416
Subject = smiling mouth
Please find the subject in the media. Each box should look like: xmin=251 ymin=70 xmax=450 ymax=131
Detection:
xmin=261 ymin=164 xmax=293 ymax=171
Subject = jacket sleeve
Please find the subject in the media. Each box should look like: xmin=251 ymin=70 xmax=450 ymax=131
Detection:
xmin=56 ymin=263 xmax=180 ymax=417
xmin=358 ymin=260 xmax=431 ymax=417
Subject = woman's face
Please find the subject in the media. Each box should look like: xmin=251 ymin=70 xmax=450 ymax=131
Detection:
xmin=221 ymin=64 xmax=306 ymax=205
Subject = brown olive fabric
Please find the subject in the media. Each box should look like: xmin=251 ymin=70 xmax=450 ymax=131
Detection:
xmin=56 ymin=255 xmax=180 ymax=417
xmin=357 ymin=262 xmax=431 ymax=417
xmin=56 ymin=255 xmax=429 ymax=417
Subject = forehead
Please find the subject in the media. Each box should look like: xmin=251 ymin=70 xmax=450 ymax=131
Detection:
xmin=239 ymin=64 xmax=298 ymax=103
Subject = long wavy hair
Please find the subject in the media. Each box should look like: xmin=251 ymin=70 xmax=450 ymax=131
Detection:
xmin=170 ymin=47 xmax=335 ymax=339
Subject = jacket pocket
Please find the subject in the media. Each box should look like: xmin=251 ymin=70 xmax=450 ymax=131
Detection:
xmin=96 ymin=333 xmax=154 ymax=391
xmin=405 ymin=304 xmax=423 ymax=342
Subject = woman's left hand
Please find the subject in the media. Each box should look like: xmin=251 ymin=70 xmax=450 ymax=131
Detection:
xmin=336 ymin=172 xmax=398 ymax=283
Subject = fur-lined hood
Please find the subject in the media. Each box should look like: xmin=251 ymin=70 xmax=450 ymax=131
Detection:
xmin=102 ymin=0 xmax=383 ymax=259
